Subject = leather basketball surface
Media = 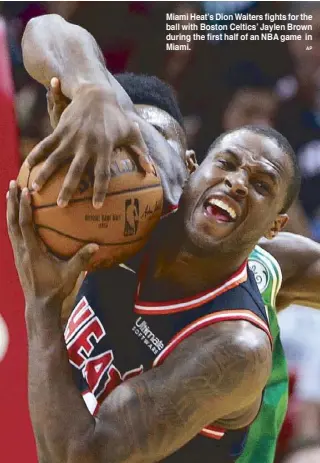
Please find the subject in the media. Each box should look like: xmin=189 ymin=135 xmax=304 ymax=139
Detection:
xmin=17 ymin=148 xmax=163 ymax=269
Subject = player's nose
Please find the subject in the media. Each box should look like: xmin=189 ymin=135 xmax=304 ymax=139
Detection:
xmin=224 ymin=171 xmax=248 ymax=198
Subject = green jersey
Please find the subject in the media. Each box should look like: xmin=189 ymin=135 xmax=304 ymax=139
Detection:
xmin=238 ymin=245 xmax=288 ymax=463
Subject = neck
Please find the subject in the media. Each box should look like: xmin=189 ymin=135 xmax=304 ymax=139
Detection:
xmin=148 ymin=215 xmax=250 ymax=295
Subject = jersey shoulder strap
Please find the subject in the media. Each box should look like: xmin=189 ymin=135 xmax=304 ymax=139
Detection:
xmin=249 ymin=245 xmax=282 ymax=308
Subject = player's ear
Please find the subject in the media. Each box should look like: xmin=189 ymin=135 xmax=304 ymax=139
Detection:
xmin=185 ymin=150 xmax=198 ymax=173
xmin=264 ymin=214 xmax=288 ymax=240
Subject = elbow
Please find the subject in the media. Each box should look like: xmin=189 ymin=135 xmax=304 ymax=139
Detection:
xmin=65 ymin=435 xmax=103 ymax=463
xmin=24 ymin=14 xmax=64 ymax=36
xmin=67 ymin=432 xmax=133 ymax=463
xmin=35 ymin=435 xmax=99 ymax=463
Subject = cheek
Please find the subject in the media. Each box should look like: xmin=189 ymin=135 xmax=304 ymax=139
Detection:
xmin=249 ymin=199 xmax=278 ymax=228
xmin=191 ymin=166 xmax=223 ymax=191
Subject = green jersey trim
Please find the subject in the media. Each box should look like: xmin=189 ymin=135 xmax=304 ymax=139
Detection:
xmin=252 ymin=245 xmax=282 ymax=308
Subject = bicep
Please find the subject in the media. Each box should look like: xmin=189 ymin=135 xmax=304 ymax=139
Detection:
xmin=92 ymin=322 xmax=271 ymax=463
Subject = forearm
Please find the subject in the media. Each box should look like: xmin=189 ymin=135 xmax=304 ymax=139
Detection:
xmin=276 ymin=285 xmax=320 ymax=311
xmin=261 ymin=233 xmax=320 ymax=311
xmin=22 ymin=14 xmax=108 ymax=97
xmin=26 ymin=301 xmax=96 ymax=463
xmin=22 ymin=14 xmax=132 ymax=110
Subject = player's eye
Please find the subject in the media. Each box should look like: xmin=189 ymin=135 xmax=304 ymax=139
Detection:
xmin=254 ymin=181 xmax=271 ymax=195
xmin=217 ymin=159 xmax=236 ymax=171
xmin=152 ymin=124 xmax=168 ymax=139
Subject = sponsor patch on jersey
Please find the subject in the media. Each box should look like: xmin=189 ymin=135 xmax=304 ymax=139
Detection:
xmin=248 ymin=259 xmax=269 ymax=293
xmin=132 ymin=317 xmax=164 ymax=355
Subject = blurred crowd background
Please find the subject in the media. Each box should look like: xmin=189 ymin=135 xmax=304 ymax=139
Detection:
xmin=0 ymin=1 xmax=320 ymax=462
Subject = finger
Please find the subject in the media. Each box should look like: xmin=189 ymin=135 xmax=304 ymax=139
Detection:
xmin=46 ymin=88 xmax=54 ymax=113
xmin=32 ymin=140 xmax=69 ymax=192
xmin=46 ymin=87 xmax=59 ymax=129
xmin=57 ymin=153 xmax=89 ymax=207
xmin=25 ymin=134 xmax=56 ymax=172
xmin=92 ymin=152 xmax=111 ymax=209
xmin=51 ymin=77 xmax=64 ymax=106
xmin=133 ymin=150 xmax=155 ymax=175
xmin=129 ymin=123 xmax=154 ymax=174
xmin=50 ymin=77 xmax=61 ymax=95
xmin=19 ymin=188 xmax=39 ymax=250
xmin=68 ymin=243 xmax=99 ymax=279
xmin=6 ymin=180 xmax=23 ymax=245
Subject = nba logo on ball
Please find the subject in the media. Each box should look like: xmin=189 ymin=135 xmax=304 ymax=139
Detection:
xmin=124 ymin=198 xmax=140 ymax=236
xmin=248 ymin=260 xmax=269 ymax=293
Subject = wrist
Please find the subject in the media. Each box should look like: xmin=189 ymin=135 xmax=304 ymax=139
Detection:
xmin=26 ymin=295 xmax=64 ymax=323
xmin=71 ymin=81 xmax=117 ymax=104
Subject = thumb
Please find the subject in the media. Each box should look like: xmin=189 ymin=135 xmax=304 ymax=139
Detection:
xmin=68 ymin=243 xmax=100 ymax=277
xmin=50 ymin=77 xmax=61 ymax=96
xmin=50 ymin=77 xmax=70 ymax=106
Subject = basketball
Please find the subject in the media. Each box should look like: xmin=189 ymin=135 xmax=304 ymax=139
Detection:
xmin=17 ymin=147 xmax=163 ymax=270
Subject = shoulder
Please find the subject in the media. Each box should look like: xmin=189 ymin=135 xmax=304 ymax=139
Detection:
xmin=165 ymin=320 xmax=272 ymax=404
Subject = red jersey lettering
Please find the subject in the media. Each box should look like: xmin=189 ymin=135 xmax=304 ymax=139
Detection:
xmin=65 ymin=297 xmax=94 ymax=344
xmin=67 ymin=317 xmax=105 ymax=369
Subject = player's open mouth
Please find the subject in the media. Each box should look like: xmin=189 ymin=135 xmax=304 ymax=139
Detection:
xmin=203 ymin=197 xmax=237 ymax=223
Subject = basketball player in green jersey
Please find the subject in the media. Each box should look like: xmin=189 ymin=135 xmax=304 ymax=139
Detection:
xmin=240 ymin=245 xmax=285 ymax=463
xmin=242 ymin=231 xmax=320 ymax=463
xmin=22 ymin=15 xmax=320 ymax=463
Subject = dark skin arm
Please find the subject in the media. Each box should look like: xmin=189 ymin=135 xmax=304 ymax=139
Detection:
xmin=22 ymin=14 xmax=187 ymax=211
xmin=259 ymin=232 xmax=320 ymax=310
xmin=7 ymin=182 xmax=271 ymax=463
xmin=22 ymin=14 xmax=152 ymax=208
xmin=22 ymin=14 xmax=133 ymax=109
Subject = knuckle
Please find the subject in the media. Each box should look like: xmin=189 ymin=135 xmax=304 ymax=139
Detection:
xmin=131 ymin=123 xmax=140 ymax=136
xmin=95 ymin=171 xmax=109 ymax=185
xmin=17 ymin=243 xmax=25 ymax=257
xmin=44 ymin=150 xmax=59 ymax=164
xmin=27 ymin=150 xmax=39 ymax=165
xmin=41 ymin=134 xmax=55 ymax=148
xmin=79 ymin=252 xmax=88 ymax=264
xmin=21 ymin=252 xmax=32 ymax=268
xmin=56 ymin=123 xmax=67 ymax=137
xmin=34 ymin=171 xmax=47 ymax=186
xmin=8 ymin=222 xmax=17 ymax=237
xmin=84 ymin=131 xmax=94 ymax=146
xmin=82 ymin=128 xmax=98 ymax=146
xmin=41 ymin=151 xmax=64 ymax=173
xmin=50 ymin=148 xmax=65 ymax=163
xmin=94 ymin=183 xmax=107 ymax=198
xmin=19 ymin=215 xmax=28 ymax=228
xmin=71 ymin=161 xmax=86 ymax=177
xmin=60 ymin=185 xmax=72 ymax=199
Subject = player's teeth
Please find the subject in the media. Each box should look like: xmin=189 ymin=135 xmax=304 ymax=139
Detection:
xmin=207 ymin=198 xmax=236 ymax=220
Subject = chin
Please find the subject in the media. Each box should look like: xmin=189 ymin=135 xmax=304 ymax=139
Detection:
xmin=183 ymin=217 xmax=224 ymax=255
